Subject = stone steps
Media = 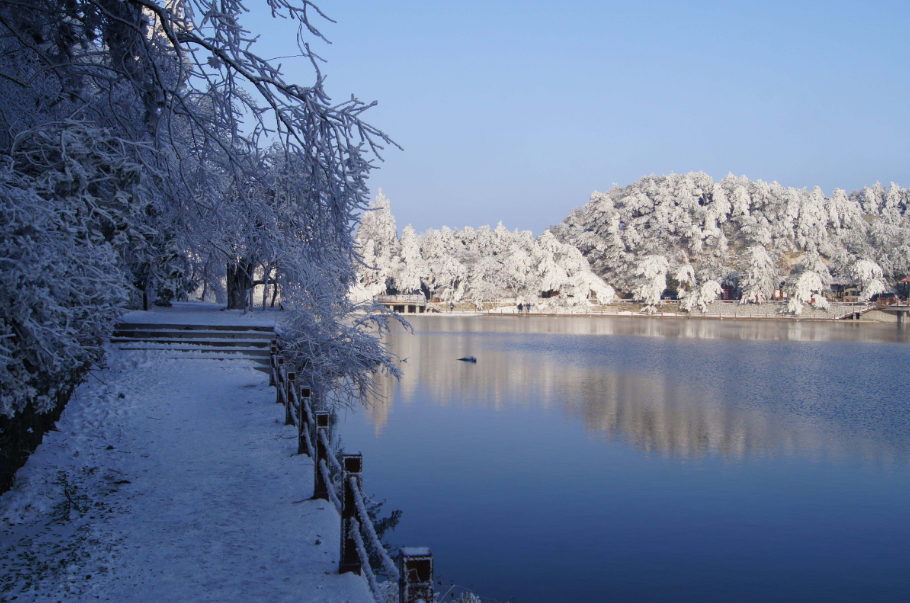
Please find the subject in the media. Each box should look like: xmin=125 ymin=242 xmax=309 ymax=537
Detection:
xmin=111 ymin=337 xmax=271 ymax=349
xmin=115 ymin=322 xmax=275 ymax=332
xmin=113 ymin=329 xmax=272 ymax=340
xmin=111 ymin=321 xmax=276 ymax=372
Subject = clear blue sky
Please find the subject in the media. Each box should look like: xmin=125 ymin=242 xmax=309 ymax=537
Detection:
xmin=245 ymin=0 xmax=910 ymax=235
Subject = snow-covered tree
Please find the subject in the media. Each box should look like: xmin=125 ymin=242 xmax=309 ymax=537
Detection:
xmin=680 ymin=278 xmax=723 ymax=312
xmin=0 ymin=164 xmax=128 ymax=417
xmin=739 ymin=246 xmax=779 ymax=304
xmin=850 ymin=260 xmax=890 ymax=301
xmin=787 ymin=271 xmax=827 ymax=315
xmin=355 ymin=191 xmax=401 ymax=297
xmin=1 ymin=0 xmax=403 ymax=422
xmin=697 ymin=280 xmax=724 ymax=310
xmin=355 ymin=214 xmax=615 ymax=306
xmin=673 ymin=263 xmax=697 ymax=302
xmin=355 ymin=174 xmax=908 ymax=316
xmin=421 ymin=226 xmax=467 ymax=301
xmin=552 ymin=171 xmax=909 ymax=308
xmin=357 ymin=190 xmax=401 ymax=264
xmin=395 ymin=225 xmax=428 ymax=294
xmin=633 ymin=255 xmax=669 ymax=311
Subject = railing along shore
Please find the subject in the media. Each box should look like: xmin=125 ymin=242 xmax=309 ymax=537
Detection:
xmin=269 ymin=342 xmax=433 ymax=603
xmin=462 ymin=299 xmax=890 ymax=321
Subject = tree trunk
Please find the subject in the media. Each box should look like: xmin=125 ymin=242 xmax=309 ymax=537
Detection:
xmin=226 ymin=259 xmax=254 ymax=309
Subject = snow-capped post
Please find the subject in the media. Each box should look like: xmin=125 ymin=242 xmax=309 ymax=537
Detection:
xmin=285 ymin=372 xmax=296 ymax=426
xmin=339 ymin=453 xmax=364 ymax=575
xmin=276 ymin=357 xmax=285 ymax=404
xmin=313 ymin=412 xmax=331 ymax=501
xmin=298 ymin=387 xmax=312 ymax=456
xmin=399 ymin=547 xmax=434 ymax=603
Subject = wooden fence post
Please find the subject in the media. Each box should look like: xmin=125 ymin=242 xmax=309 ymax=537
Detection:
xmin=285 ymin=372 xmax=296 ymax=425
xmin=298 ymin=387 xmax=311 ymax=456
xmin=313 ymin=411 xmax=330 ymax=501
xmin=311 ymin=386 xmax=324 ymax=412
xmin=269 ymin=345 xmax=277 ymax=386
xmin=275 ymin=356 xmax=284 ymax=404
xmin=399 ymin=547 xmax=434 ymax=603
xmin=339 ymin=453 xmax=363 ymax=575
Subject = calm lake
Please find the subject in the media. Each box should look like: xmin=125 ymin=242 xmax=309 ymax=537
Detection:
xmin=338 ymin=316 xmax=910 ymax=603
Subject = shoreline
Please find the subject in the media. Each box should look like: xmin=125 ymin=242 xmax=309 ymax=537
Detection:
xmin=408 ymin=311 xmax=887 ymax=323
xmin=406 ymin=311 xmax=890 ymax=324
xmin=395 ymin=301 xmax=906 ymax=323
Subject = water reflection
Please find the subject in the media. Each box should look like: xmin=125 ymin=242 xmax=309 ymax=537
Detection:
xmin=392 ymin=314 xmax=910 ymax=342
xmin=367 ymin=316 xmax=910 ymax=465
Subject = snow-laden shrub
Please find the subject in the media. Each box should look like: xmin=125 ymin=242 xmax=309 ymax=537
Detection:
xmin=0 ymin=163 xmax=126 ymax=417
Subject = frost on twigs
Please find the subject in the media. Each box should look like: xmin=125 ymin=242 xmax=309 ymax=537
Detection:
xmin=0 ymin=160 xmax=126 ymax=417
xmin=1 ymin=1 xmax=400 ymax=419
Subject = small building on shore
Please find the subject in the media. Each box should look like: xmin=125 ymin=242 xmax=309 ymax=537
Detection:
xmin=375 ymin=294 xmax=427 ymax=313
xmin=828 ymin=280 xmax=861 ymax=302
xmin=897 ymin=276 xmax=910 ymax=299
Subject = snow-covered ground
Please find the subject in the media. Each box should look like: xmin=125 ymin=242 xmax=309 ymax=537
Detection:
xmin=0 ymin=346 xmax=372 ymax=603
xmin=120 ymin=301 xmax=282 ymax=328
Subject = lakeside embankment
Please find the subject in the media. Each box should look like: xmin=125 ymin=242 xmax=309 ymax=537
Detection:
xmin=412 ymin=300 xmax=906 ymax=323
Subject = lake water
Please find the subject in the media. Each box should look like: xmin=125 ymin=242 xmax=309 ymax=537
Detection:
xmin=338 ymin=316 xmax=910 ymax=603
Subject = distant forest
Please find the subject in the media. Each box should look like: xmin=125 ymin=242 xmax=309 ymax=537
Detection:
xmin=355 ymin=174 xmax=908 ymax=312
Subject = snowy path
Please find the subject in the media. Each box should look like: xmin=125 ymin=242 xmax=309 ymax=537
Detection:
xmin=0 ymin=348 xmax=372 ymax=603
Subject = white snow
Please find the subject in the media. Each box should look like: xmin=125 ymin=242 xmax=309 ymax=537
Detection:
xmin=0 ymin=346 xmax=372 ymax=603
xmin=353 ymin=192 xmax=614 ymax=307
xmin=551 ymin=173 xmax=909 ymax=301
xmin=120 ymin=302 xmax=280 ymax=328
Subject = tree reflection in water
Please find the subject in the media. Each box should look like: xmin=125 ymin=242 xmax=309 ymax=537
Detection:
xmin=365 ymin=316 xmax=910 ymax=465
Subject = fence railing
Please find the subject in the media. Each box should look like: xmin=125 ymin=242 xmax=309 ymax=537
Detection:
xmin=269 ymin=344 xmax=433 ymax=603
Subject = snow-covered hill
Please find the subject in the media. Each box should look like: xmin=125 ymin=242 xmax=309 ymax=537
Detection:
xmin=552 ymin=172 xmax=905 ymax=310
xmin=355 ymin=176 xmax=907 ymax=313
